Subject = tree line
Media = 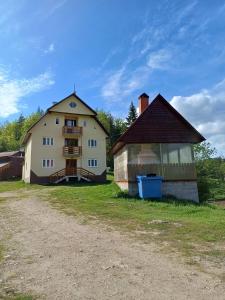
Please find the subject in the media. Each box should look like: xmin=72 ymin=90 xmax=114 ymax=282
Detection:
xmin=0 ymin=107 xmax=45 ymax=153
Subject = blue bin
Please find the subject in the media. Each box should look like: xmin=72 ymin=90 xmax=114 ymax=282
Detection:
xmin=137 ymin=175 xmax=163 ymax=199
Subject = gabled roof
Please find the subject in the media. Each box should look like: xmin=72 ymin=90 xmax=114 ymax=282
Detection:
xmin=22 ymin=92 xmax=108 ymax=144
xmin=111 ymin=94 xmax=205 ymax=155
xmin=48 ymin=92 xmax=97 ymax=115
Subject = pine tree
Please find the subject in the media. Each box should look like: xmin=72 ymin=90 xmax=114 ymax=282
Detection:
xmin=126 ymin=101 xmax=138 ymax=127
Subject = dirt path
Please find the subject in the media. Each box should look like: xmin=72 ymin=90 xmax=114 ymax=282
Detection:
xmin=0 ymin=190 xmax=224 ymax=300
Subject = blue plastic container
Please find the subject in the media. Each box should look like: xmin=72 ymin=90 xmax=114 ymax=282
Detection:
xmin=137 ymin=175 xmax=163 ymax=199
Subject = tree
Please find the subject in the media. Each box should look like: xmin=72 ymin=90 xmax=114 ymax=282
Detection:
xmin=97 ymin=110 xmax=126 ymax=169
xmin=193 ymin=142 xmax=217 ymax=161
xmin=0 ymin=110 xmax=44 ymax=152
xmin=126 ymin=101 xmax=137 ymax=127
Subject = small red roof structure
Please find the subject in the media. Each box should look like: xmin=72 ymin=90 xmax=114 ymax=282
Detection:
xmin=111 ymin=94 xmax=205 ymax=155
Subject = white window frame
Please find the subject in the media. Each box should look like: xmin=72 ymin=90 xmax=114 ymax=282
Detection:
xmin=42 ymin=159 xmax=54 ymax=168
xmin=43 ymin=137 xmax=54 ymax=146
xmin=88 ymin=139 xmax=97 ymax=148
xmin=88 ymin=159 xmax=98 ymax=167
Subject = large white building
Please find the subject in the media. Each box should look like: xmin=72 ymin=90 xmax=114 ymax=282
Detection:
xmin=22 ymin=93 xmax=108 ymax=184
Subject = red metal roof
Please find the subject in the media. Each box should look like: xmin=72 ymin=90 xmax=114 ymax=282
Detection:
xmin=111 ymin=94 xmax=205 ymax=155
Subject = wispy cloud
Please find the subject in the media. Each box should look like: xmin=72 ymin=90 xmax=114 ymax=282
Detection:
xmin=0 ymin=67 xmax=54 ymax=117
xmin=97 ymin=0 xmax=225 ymax=118
xmin=170 ymin=79 xmax=225 ymax=155
xmin=147 ymin=49 xmax=171 ymax=70
xmin=44 ymin=0 xmax=67 ymax=18
xmin=44 ymin=43 xmax=55 ymax=54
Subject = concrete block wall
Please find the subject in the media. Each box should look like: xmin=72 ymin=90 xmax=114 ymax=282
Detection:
xmin=116 ymin=180 xmax=199 ymax=202
xmin=162 ymin=181 xmax=199 ymax=202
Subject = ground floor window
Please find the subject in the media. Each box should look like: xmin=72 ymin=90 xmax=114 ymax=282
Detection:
xmin=88 ymin=159 xmax=98 ymax=167
xmin=42 ymin=159 xmax=54 ymax=168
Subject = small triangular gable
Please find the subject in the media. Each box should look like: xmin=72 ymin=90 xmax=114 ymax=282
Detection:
xmin=49 ymin=94 xmax=96 ymax=116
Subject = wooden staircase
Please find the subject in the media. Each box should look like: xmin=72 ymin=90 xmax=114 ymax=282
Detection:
xmin=49 ymin=167 xmax=95 ymax=184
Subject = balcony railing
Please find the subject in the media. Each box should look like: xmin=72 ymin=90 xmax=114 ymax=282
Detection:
xmin=63 ymin=146 xmax=82 ymax=157
xmin=62 ymin=126 xmax=82 ymax=135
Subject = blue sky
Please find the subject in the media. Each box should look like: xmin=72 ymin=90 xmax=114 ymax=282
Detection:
xmin=0 ymin=0 xmax=225 ymax=154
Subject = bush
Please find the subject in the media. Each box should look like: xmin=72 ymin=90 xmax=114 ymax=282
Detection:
xmin=197 ymin=177 xmax=212 ymax=202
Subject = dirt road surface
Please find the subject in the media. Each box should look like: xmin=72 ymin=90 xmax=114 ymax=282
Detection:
xmin=0 ymin=190 xmax=224 ymax=299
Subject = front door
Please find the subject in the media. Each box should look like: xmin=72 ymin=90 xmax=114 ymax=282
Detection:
xmin=66 ymin=159 xmax=77 ymax=175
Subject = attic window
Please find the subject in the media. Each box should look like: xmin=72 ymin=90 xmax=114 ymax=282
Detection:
xmin=56 ymin=118 xmax=59 ymax=124
xmin=69 ymin=102 xmax=77 ymax=108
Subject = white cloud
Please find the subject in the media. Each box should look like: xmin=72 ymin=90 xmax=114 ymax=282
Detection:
xmin=0 ymin=67 xmax=54 ymax=117
xmin=147 ymin=49 xmax=171 ymax=70
xmin=44 ymin=43 xmax=55 ymax=54
xmin=170 ymin=79 xmax=225 ymax=155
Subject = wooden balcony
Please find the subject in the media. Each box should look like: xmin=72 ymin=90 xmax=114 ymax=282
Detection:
xmin=63 ymin=146 xmax=82 ymax=157
xmin=62 ymin=126 xmax=82 ymax=136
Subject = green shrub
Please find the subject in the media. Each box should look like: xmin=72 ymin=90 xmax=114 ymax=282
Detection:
xmin=197 ymin=177 xmax=212 ymax=202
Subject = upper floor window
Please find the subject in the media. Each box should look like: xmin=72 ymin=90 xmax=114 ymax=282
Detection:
xmin=88 ymin=139 xmax=97 ymax=148
xmin=88 ymin=159 xmax=98 ymax=167
xmin=43 ymin=137 xmax=54 ymax=146
xmin=56 ymin=118 xmax=59 ymax=124
xmin=65 ymin=119 xmax=77 ymax=127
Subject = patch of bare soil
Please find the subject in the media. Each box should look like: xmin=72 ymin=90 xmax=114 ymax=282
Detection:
xmin=0 ymin=190 xmax=225 ymax=300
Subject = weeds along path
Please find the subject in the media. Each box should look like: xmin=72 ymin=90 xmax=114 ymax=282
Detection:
xmin=0 ymin=189 xmax=224 ymax=300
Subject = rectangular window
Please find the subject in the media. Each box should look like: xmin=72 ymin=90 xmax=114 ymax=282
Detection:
xmin=42 ymin=137 xmax=54 ymax=146
xmin=42 ymin=159 xmax=54 ymax=168
xmin=88 ymin=159 xmax=98 ymax=167
xmin=88 ymin=139 xmax=97 ymax=148
xmin=56 ymin=118 xmax=59 ymax=124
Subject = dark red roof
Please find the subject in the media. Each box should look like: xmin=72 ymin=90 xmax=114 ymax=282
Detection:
xmin=111 ymin=94 xmax=205 ymax=155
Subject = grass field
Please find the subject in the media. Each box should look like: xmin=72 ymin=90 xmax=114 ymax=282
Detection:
xmin=0 ymin=180 xmax=45 ymax=194
xmin=0 ymin=177 xmax=225 ymax=261
xmin=46 ymin=177 xmax=225 ymax=260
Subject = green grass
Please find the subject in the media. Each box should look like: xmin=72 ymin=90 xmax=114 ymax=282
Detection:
xmin=0 ymin=180 xmax=28 ymax=193
xmin=0 ymin=180 xmax=45 ymax=194
xmin=209 ymin=179 xmax=225 ymax=200
xmin=48 ymin=178 xmax=225 ymax=259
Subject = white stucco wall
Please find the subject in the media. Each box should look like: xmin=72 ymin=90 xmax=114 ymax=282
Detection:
xmin=25 ymin=108 xmax=107 ymax=178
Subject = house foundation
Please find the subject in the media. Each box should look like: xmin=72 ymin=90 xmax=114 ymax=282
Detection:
xmin=116 ymin=180 xmax=199 ymax=202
